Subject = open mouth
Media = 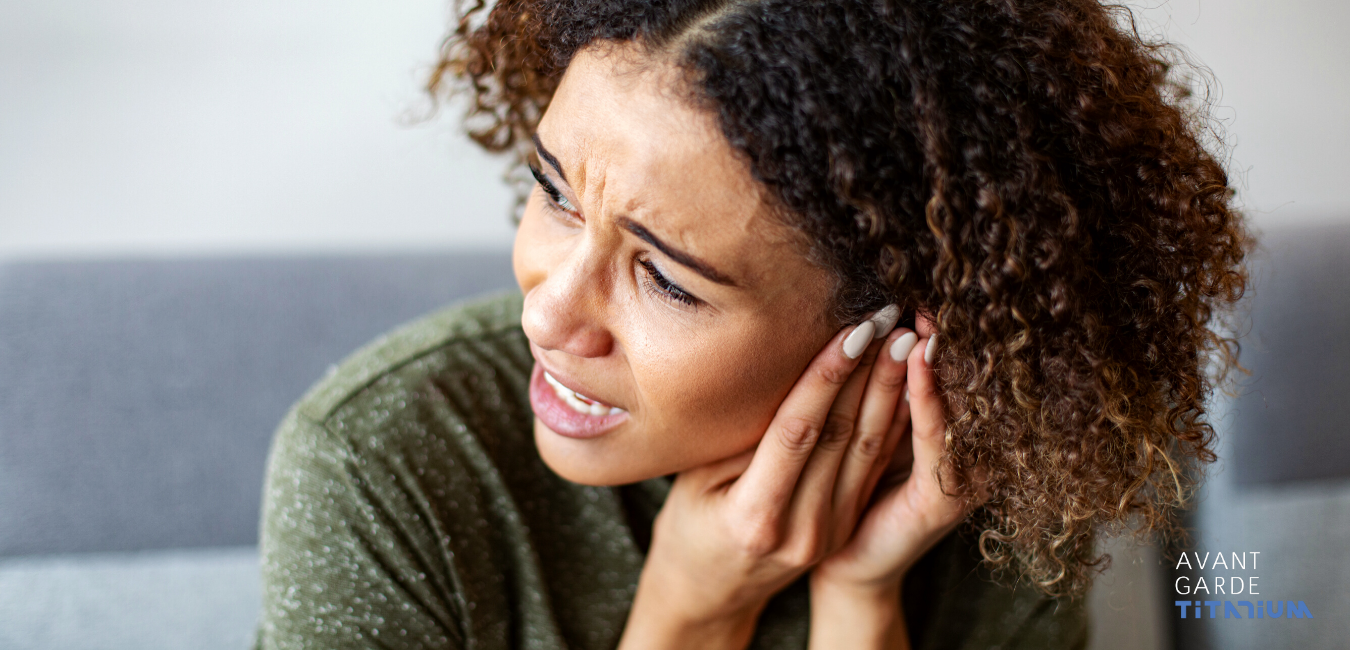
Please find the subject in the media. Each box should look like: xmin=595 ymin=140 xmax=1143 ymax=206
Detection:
xmin=543 ymin=371 xmax=626 ymax=416
xmin=528 ymin=363 xmax=630 ymax=440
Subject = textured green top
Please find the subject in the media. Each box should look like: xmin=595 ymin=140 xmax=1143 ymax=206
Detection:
xmin=254 ymin=291 xmax=1087 ymax=650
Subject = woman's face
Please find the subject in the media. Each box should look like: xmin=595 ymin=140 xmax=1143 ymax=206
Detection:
xmin=514 ymin=42 xmax=838 ymax=486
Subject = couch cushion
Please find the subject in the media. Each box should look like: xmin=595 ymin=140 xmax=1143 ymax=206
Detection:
xmin=0 ymin=546 xmax=260 ymax=650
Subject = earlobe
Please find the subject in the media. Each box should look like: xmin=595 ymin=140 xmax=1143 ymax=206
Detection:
xmin=914 ymin=313 xmax=937 ymax=338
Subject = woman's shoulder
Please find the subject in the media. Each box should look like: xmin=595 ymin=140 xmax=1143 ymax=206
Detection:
xmin=265 ymin=289 xmax=546 ymax=514
xmin=256 ymin=290 xmax=568 ymax=648
xmin=290 ymin=289 xmax=528 ymax=426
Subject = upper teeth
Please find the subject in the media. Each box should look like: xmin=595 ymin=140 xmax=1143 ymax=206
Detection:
xmin=544 ymin=371 xmax=626 ymax=417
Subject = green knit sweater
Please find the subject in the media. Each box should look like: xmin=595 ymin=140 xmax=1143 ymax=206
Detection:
xmin=254 ymin=291 xmax=1087 ymax=649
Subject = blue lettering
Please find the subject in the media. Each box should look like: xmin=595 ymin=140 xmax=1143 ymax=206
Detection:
xmin=1224 ymin=601 xmax=1243 ymax=618
xmin=1287 ymin=601 xmax=1313 ymax=619
xmin=1204 ymin=601 xmax=1221 ymax=618
xmin=1238 ymin=600 xmax=1254 ymax=618
xmin=1175 ymin=601 xmax=1192 ymax=618
xmin=1266 ymin=601 xmax=1283 ymax=619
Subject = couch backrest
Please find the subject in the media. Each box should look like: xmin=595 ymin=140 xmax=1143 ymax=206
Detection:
xmin=1230 ymin=222 xmax=1350 ymax=485
xmin=0 ymin=252 xmax=516 ymax=557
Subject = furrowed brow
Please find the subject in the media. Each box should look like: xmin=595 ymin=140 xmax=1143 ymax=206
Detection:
xmin=620 ymin=217 xmax=735 ymax=286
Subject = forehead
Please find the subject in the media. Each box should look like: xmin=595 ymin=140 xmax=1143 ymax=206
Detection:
xmin=537 ymin=43 xmax=811 ymax=290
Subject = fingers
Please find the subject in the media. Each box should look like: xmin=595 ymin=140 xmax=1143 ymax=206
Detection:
xmin=789 ymin=306 xmax=904 ymax=525
xmin=735 ymin=320 xmax=876 ymax=513
xmin=829 ymin=327 xmax=917 ymax=524
xmin=903 ymin=332 xmax=967 ymax=527
xmin=737 ymin=304 xmax=901 ymax=518
xmin=906 ymin=334 xmax=944 ymax=469
xmin=905 ymin=324 xmax=990 ymax=505
xmin=785 ymin=343 xmax=882 ymax=537
xmin=857 ymin=387 xmax=913 ymax=513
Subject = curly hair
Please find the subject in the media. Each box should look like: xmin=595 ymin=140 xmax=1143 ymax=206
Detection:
xmin=427 ymin=0 xmax=1250 ymax=596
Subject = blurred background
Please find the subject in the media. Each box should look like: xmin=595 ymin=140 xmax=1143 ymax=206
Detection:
xmin=1 ymin=0 xmax=1347 ymax=648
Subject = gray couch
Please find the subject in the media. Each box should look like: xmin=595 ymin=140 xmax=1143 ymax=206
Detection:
xmin=0 ymin=252 xmax=516 ymax=648
xmin=1 ymin=228 xmax=1346 ymax=649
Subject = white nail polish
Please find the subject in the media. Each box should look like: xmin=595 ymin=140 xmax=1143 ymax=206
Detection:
xmin=890 ymin=331 xmax=918 ymax=362
xmin=870 ymin=304 xmax=901 ymax=339
xmin=924 ymin=333 xmax=939 ymax=365
xmin=842 ymin=321 xmax=876 ymax=359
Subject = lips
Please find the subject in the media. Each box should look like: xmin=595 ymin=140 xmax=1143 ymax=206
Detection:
xmin=542 ymin=370 xmax=625 ymax=416
xmin=528 ymin=363 xmax=630 ymax=439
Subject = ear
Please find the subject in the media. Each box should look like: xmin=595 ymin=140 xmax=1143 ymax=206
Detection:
xmin=915 ymin=312 xmax=937 ymax=338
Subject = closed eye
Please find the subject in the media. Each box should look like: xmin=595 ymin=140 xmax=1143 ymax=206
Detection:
xmin=529 ymin=164 xmax=578 ymax=213
xmin=639 ymin=258 xmax=698 ymax=307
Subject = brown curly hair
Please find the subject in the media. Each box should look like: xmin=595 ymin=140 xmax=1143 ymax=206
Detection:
xmin=427 ymin=0 xmax=1250 ymax=596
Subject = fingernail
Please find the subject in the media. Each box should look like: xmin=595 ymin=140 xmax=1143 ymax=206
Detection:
xmin=889 ymin=331 xmax=918 ymax=362
xmin=842 ymin=320 xmax=876 ymax=359
xmin=869 ymin=304 xmax=901 ymax=339
xmin=924 ymin=333 xmax=939 ymax=365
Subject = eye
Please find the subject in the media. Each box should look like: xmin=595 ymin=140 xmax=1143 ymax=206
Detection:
xmin=639 ymin=258 xmax=698 ymax=307
xmin=529 ymin=164 xmax=578 ymax=213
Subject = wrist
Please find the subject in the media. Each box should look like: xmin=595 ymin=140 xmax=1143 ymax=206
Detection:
xmin=809 ymin=569 xmax=903 ymax=603
xmin=619 ymin=597 xmax=761 ymax=650
xmin=618 ymin=563 xmax=766 ymax=650
xmin=809 ymin=574 xmax=909 ymax=650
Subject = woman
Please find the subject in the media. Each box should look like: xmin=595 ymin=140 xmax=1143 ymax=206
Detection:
xmin=255 ymin=0 xmax=1248 ymax=648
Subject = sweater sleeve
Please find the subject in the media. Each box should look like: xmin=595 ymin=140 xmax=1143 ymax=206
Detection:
xmin=254 ymin=409 xmax=466 ymax=650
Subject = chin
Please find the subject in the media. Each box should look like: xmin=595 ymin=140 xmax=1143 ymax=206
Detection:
xmin=532 ymin=418 xmax=670 ymax=487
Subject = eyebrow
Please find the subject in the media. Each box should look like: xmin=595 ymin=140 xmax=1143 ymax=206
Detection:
xmin=533 ymin=133 xmax=734 ymax=287
xmin=532 ymin=134 xmax=567 ymax=183
xmin=619 ymin=217 xmax=736 ymax=287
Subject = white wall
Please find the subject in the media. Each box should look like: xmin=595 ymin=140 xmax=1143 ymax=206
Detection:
xmin=0 ymin=0 xmax=517 ymax=260
xmin=2 ymin=0 xmax=1346 ymax=260
xmin=1128 ymin=0 xmax=1350 ymax=223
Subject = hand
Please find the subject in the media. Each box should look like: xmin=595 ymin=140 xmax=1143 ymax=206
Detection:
xmin=617 ymin=307 xmax=914 ymax=650
xmin=809 ymin=316 xmax=977 ymax=647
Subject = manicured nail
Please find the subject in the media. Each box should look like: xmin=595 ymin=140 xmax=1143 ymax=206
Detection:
xmin=842 ymin=320 xmax=876 ymax=359
xmin=890 ymin=331 xmax=918 ymax=362
xmin=924 ymin=333 xmax=939 ymax=365
xmin=870 ymin=304 xmax=901 ymax=339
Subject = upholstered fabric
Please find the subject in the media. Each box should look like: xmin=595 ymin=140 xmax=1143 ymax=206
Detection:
xmin=0 ymin=252 xmax=516 ymax=557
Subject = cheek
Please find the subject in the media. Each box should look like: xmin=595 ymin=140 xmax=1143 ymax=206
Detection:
xmin=632 ymin=320 xmax=820 ymax=459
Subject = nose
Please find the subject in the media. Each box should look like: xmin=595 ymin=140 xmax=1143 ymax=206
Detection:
xmin=519 ymin=244 xmax=616 ymax=360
